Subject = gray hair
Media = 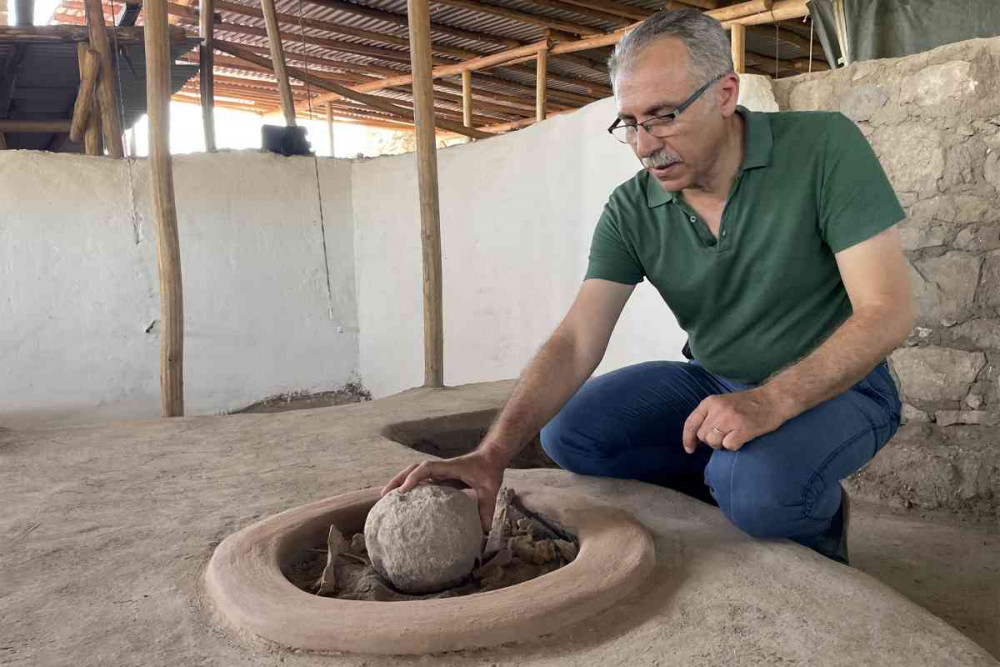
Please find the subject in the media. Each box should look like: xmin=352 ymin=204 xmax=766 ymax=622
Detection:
xmin=609 ymin=9 xmax=733 ymax=92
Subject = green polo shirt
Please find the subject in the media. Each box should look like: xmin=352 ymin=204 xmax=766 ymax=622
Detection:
xmin=586 ymin=107 xmax=905 ymax=384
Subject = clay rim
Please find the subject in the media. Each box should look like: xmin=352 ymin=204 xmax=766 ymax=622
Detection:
xmin=203 ymin=482 xmax=656 ymax=656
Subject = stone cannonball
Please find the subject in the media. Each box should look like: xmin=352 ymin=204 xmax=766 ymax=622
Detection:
xmin=364 ymin=484 xmax=483 ymax=594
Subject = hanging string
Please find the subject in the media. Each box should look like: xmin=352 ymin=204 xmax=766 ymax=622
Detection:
xmin=808 ymin=17 xmax=815 ymax=74
xmin=294 ymin=0 xmax=335 ymax=319
xmin=773 ymin=21 xmax=779 ymax=79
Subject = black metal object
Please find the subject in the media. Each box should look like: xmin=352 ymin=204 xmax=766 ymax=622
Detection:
xmin=261 ymin=124 xmax=313 ymax=157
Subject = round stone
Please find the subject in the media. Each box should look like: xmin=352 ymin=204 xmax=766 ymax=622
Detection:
xmin=364 ymin=484 xmax=483 ymax=594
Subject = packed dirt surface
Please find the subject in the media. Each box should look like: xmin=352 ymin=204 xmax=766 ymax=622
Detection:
xmin=287 ymin=489 xmax=578 ymax=601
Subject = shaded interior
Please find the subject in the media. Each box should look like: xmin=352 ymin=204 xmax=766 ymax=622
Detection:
xmin=382 ymin=410 xmax=558 ymax=469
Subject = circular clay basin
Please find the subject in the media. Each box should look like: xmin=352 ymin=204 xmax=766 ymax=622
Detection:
xmin=204 ymin=482 xmax=656 ymax=655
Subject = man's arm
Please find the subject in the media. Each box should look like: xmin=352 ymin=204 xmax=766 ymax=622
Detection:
xmin=383 ymin=279 xmax=635 ymax=527
xmin=684 ymin=225 xmax=915 ymax=452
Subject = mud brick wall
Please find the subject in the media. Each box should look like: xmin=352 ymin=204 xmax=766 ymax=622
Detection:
xmin=771 ymin=38 xmax=1000 ymax=517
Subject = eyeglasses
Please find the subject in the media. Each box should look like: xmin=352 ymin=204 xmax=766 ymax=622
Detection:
xmin=607 ymin=74 xmax=724 ymax=145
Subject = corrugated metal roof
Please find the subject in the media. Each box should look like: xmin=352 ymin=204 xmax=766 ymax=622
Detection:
xmin=41 ymin=0 xmax=829 ymax=132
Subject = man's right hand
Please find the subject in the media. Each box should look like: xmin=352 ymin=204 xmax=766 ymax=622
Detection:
xmin=380 ymin=449 xmax=506 ymax=531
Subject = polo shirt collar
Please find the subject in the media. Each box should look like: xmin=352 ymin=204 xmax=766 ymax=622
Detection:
xmin=644 ymin=105 xmax=773 ymax=209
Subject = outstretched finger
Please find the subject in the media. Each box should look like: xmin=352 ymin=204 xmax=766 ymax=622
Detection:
xmin=381 ymin=463 xmax=419 ymax=495
xmin=683 ymin=404 xmax=708 ymax=453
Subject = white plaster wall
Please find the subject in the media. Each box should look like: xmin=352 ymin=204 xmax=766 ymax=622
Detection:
xmin=0 ymin=151 xmax=357 ymax=427
xmin=353 ymin=97 xmax=685 ymax=398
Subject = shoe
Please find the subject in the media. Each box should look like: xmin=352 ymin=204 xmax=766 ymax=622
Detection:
xmin=814 ymin=485 xmax=851 ymax=566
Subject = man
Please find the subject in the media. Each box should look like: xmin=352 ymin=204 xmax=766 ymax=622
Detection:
xmin=383 ymin=10 xmax=913 ymax=564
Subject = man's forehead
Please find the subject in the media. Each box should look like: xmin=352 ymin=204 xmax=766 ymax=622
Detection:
xmin=614 ymin=37 xmax=694 ymax=117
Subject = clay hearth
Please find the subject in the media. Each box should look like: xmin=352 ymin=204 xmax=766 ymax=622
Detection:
xmin=203 ymin=482 xmax=656 ymax=655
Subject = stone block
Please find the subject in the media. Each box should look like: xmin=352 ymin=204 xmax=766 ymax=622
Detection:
xmin=910 ymin=252 xmax=983 ymax=325
xmin=942 ymin=140 xmax=987 ymax=189
xmin=901 ymin=403 xmax=930 ymax=424
xmin=737 ymin=74 xmax=779 ymax=112
xmin=891 ymin=346 xmax=986 ymax=403
xmin=954 ymin=224 xmax=1000 ymax=252
xmin=985 ymin=150 xmax=1000 ymax=193
xmin=935 ymin=410 xmax=992 ymax=426
xmin=787 ymin=79 xmax=836 ymax=111
xmin=898 ymin=220 xmax=949 ymax=251
xmin=907 ymin=195 xmax=991 ymax=225
xmin=980 ymin=251 xmax=1000 ymax=315
xmin=899 ymin=61 xmax=980 ymax=108
xmin=874 ymin=124 xmax=944 ymax=194
xmin=839 ymin=84 xmax=889 ymax=122
xmin=949 ymin=319 xmax=1000 ymax=349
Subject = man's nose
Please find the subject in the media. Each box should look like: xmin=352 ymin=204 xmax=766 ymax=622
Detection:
xmin=634 ymin=125 xmax=662 ymax=158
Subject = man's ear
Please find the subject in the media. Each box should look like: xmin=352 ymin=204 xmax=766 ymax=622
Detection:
xmin=717 ymin=72 xmax=741 ymax=116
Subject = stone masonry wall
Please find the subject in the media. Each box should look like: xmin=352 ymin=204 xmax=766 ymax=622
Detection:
xmin=772 ymin=37 xmax=1000 ymax=518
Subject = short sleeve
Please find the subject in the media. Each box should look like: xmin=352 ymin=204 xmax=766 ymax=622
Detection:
xmin=819 ymin=113 xmax=906 ymax=253
xmin=584 ymin=202 xmax=644 ymax=285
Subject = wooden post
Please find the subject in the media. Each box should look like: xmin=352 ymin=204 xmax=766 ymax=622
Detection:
xmin=461 ymin=69 xmax=472 ymax=128
xmin=259 ymin=0 xmax=296 ymax=126
xmin=14 ymin=0 xmax=32 ymax=25
xmin=199 ymin=0 xmax=216 ymax=150
xmin=144 ymin=0 xmax=185 ymax=417
xmin=84 ymin=0 xmax=123 ymax=157
xmin=407 ymin=0 xmax=444 ymax=388
xmin=535 ymin=47 xmax=547 ymax=122
xmin=326 ymin=102 xmax=334 ymax=156
xmin=70 ymin=44 xmax=99 ymax=143
xmin=731 ymin=23 xmax=745 ymax=74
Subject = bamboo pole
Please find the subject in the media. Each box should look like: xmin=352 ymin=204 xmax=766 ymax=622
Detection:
xmin=535 ymin=48 xmax=547 ymax=122
xmin=730 ymin=23 xmax=745 ymax=74
xmin=83 ymin=0 xmax=123 ymax=157
xmin=200 ymin=0 xmax=216 ymax=150
xmin=719 ymin=0 xmax=808 ymax=27
xmin=144 ymin=0 xmax=185 ymax=417
xmin=259 ymin=0 xmax=296 ymax=126
xmin=70 ymin=44 xmax=99 ymax=142
xmin=214 ymin=41 xmax=491 ymax=139
xmin=461 ymin=69 xmax=472 ymax=128
xmin=706 ymin=0 xmax=772 ymax=21
xmin=407 ymin=0 xmax=444 ymax=388
xmin=327 ymin=103 xmax=335 ymax=156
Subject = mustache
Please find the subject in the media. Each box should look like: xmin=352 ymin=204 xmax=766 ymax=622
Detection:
xmin=642 ymin=149 xmax=682 ymax=169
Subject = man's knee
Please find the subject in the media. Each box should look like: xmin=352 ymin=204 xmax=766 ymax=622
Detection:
xmin=704 ymin=452 xmax=815 ymax=539
xmin=540 ymin=400 xmax=618 ymax=476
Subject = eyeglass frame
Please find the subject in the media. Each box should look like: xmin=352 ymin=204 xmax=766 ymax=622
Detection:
xmin=607 ymin=73 xmax=726 ymax=144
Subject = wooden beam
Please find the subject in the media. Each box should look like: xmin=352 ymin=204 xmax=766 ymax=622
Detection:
xmin=15 ymin=0 xmax=33 ymax=25
xmin=745 ymin=52 xmax=829 ymax=73
xmin=0 ymin=24 xmax=189 ymax=43
xmin=536 ymin=48 xmax=547 ymax=122
xmin=199 ymin=0 xmax=216 ymax=150
xmin=461 ymin=69 xmax=472 ymax=128
xmin=259 ymin=0 xmax=296 ymax=126
xmin=730 ymin=23 xmax=745 ymax=74
xmin=327 ymin=103 xmax=334 ymax=155
xmin=408 ymin=0 xmax=444 ymax=388
xmin=0 ymin=119 xmax=72 ymax=131
xmin=70 ymin=45 xmax=99 ymax=142
xmin=707 ymin=0 xmax=772 ymax=22
xmin=549 ymin=24 xmax=632 ymax=54
xmin=720 ymin=0 xmax=808 ymax=27
xmin=84 ymin=0 xmax=124 ymax=158
xmin=213 ymin=40 xmax=491 ymax=139
xmin=306 ymin=40 xmax=549 ymax=108
xmin=144 ymin=0 xmax=185 ymax=417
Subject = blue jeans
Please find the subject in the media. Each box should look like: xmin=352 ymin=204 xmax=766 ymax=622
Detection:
xmin=540 ymin=360 xmax=901 ymax=552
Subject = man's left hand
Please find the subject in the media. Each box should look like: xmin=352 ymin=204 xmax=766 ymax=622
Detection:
xmin=682 ymin=388 xmax=795 ymax=453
